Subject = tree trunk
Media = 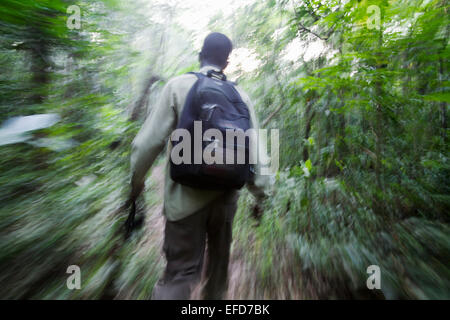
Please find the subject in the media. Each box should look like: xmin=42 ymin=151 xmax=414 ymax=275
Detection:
xmin=29 ymin=34 xmax=50 ymax=104
xmin=129 ymin=75 xmax=161 ymax=121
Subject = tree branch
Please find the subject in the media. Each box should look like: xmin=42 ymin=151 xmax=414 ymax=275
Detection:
xmin=262 ymin=104 xmax=284 ymax=128
xmin=298 ymin=22 xmax=330 ymax=41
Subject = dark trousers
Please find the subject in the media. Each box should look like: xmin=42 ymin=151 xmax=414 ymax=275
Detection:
xmin=152 ymin=191 xmax=239 ymax=300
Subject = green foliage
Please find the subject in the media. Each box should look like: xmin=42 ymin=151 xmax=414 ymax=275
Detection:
xmin=0 ymin=0 xmax=163 ymax=299
xmin=0 ymin=0 xmax=448 ymax=299
xmin=229 ymin=0 xmax=449 ymax=299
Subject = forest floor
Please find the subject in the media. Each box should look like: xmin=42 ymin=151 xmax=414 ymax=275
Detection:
xmin=127 ymin=163 xmax=307 ymax=300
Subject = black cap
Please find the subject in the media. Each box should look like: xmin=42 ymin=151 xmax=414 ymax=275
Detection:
xmin=200 ymin=32 xmax=233 ymax=68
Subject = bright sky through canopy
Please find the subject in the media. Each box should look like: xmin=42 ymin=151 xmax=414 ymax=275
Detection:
xmin=144 ymin=0 xmax=326 ymax=76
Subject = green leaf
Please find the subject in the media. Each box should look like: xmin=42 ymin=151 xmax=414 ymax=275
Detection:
xmin=422 ymin=92 xmax=450 ymax=103
xmin=305 ymin=159 xmax=312 ymax=171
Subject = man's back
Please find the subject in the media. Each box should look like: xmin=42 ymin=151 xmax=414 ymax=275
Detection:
xmin=131 ymin=65 xmax=270 ymax=221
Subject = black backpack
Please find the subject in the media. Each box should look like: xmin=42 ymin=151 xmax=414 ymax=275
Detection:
xmin=170 ymin=70 xmax=253 ymax=190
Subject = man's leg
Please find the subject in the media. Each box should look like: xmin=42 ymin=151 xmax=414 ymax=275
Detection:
xmin=202 ymin=191 xmax=239 ymax=299
xmin=152 ymin=208 xmax=207 ymax=300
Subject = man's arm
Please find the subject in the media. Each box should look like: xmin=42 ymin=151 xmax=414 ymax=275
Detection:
xmin=130 ymin=80 xmax=176 ymax=199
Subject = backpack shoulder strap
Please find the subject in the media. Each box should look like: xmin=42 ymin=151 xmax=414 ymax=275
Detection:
xmin=175 ymin=72 xmax=202 ymax=127
xmin=186 ymin=71 xmax=202 ymax=79
xmin=187 ymin=70 xmax=227 ymax=81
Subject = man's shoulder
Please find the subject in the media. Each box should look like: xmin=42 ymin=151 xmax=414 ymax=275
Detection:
xmin=166 ymin=72 xmax=198 ymax=88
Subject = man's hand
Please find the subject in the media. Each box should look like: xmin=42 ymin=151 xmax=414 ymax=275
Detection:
xmin=251 ymin=203 xmax=263 ymax=221
xmin=128 ymin=178 xmax=144 ymax=206
xmin=251 ymin=196 xmax=267 ymax=226
xmin=124 ymin=179 xmax=145 ymax=238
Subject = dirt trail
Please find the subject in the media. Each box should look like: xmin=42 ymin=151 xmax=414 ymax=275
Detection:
xmin=138 ymin=164 xmax=165 ymax=254
xmin=135 ymin=164 xmax=309 ymax=300
xmin=113 ymin=164 xmax=166 ymax=300
xmin=114 ymin=164 xmax=307 ymax=300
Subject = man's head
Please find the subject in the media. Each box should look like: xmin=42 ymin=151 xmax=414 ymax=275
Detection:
xmin=199 ymin=32 xmax=233 ymax=71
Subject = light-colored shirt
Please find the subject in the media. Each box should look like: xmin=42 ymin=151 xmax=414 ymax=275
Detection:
xmin=131 ymin=65 xmax=272 ymax=221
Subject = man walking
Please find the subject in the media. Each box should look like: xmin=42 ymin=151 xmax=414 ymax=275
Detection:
xmin=129 ymin=32 xmax=271 ymax=299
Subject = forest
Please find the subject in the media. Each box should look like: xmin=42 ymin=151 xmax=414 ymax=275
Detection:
xmin=0 ymin=0 xmax=448 ymax=299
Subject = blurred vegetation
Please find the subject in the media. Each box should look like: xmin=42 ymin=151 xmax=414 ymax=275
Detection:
xmin=0 ymin=0 xmax=448 ymax=299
